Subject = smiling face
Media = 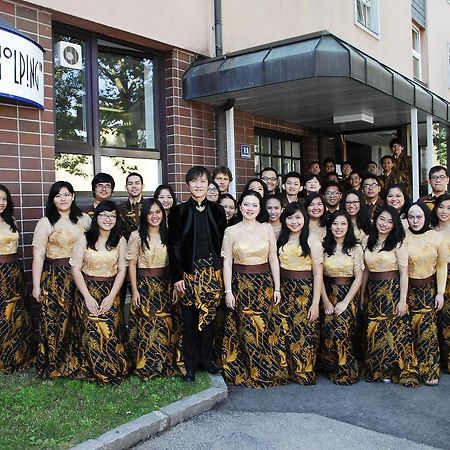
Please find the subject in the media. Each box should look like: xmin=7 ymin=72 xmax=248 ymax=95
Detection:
xmin=382 ymin=158 xmax=394 ymax=175
xmin=54 ymin=187 xmax=74 ymax=213
xmin=285 ymin=210 xmax=305 ymax=234
xmin=188 ymin=174 xmax=209 ymax=202
xmin=305 ymin=177 xmax=321 ymax=193
xmin=220 ymin=197 xmax=236 ymax=221
xmin=436 ymin=199 xmax=450 ymax=224
xmin=248 ymin=180 xmax=265 ymax=197
xmin=94 ymin=182 xmax=113 ymax=202
xmin=429 ymin=169 xmax=449 ymax=195
xmin=386 ymin=187 xmax=405 ymax=212
xmin=240 ymin=193 xmax=260 ymax=221
xmin=363 ymin=178 xmax=381 ymax=201
xmin=157 ymin=188 xmax=174 ymax=211
xmin=206 ymin=183 xmax=219 ymax=202
xmin=97 ymin=210 xmax=117 ymax=232
xmin=324 ymin=186 xmax=342 ymax=208
xmin=331 ymin=215 xmax=348 ymax=240
xmin=376 ymin=210 xmax=394 ymax=236
xmin=261 ymin=170 xmax=278 ymax=193
xmin=349 ymin=173 xmax=361 ymax=190
xmin=391 ymin=143 xmax=403 ymax=158
xmin=309 ymin=163 xmax=321 ymax=175
xmin=407 ymin=205 xmax=426 ymax=232
xmin=345 ymin=193 xmax=361 ymax=217
xmin=147 ymin=202 xmax=163 ymax=228
xmin=266 ymin=197 xmax=282 ymax=223
xmin=307 ymin=197 xmax=324 ymax=219
xmin=285 ymin=176 xmax=302 ymax=197
xmin=126 ymin=175 xmax=143 ymax=200
xmin=342 ymin=163 xmax=352 ymax=177
xmin=0 ymin=190 xmax=7 ymax=216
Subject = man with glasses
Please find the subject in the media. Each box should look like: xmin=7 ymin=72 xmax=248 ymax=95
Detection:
xmin=119 ymin=172 xmax=145 ymax=240
xmin=420 ymin=166 xmax=449 ymax=210
xmin=323 ymin=181 xmax=342 ymax=215
xmin=362 ymin=175 xmax=384 ymax=218
xmin=86 ymin=173 xmax=115 ymax=217
xmin=260 ymin=167 xmax=279 ymax=195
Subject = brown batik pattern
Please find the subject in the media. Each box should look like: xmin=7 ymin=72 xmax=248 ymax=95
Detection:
xmin=221 ymin=271 xmax=289 ymax=388
xmin=37 ymin=264 xmax=79 ymax=378
xmin=408 ymin=282 xmax=440 ymax=381
xmin=280 ymin=277 xmax=319 ymax=385
xmin=128 ymin=274 xmax=184 ymax=379
xmin=0 ymin=261 xmax=35 ymax=374
xmin=320 ymin=282 xmax=359 ymax=385
xmin=365 ymin=278 xmax=419 ymax=386
xmin=438 ymin=272 xmax=450 ymax=373
xmin=75 ymin=279 xmax=129 ymax=384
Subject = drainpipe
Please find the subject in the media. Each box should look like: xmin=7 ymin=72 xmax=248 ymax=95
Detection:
xmin=214 ymin=0 xmax=227 ymax=167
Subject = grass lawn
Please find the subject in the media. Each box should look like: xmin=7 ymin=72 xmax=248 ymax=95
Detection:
xmin=0 ymin=370 xmax=210 ymax=449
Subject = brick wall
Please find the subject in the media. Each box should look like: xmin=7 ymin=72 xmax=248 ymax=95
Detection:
xmin=0 ymin=0 xmax=54 ymax=275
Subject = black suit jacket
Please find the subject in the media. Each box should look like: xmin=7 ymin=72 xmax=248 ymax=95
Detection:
xmin=168 ymin=198 xmax=227 ymax=283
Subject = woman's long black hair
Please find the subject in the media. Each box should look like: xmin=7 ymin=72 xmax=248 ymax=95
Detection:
xmin=383 ymin=183 xmax=411 ymax=219
xmin=431 ymin=193 xmax=450 ymax=227
xmin=343 ymin=189 xmax=371 ymax=234
xmin=85 ymin=200 xmax=122 ymax=250
xmin=0 ymin=184 xmax=18 ymax=233
xmin=236 ymin=190 xmax=268 ymax=223
xmin=366 ymin=205 xmax=405 ymax=252
xmin=407 ymin=201 xmax=432 ymax=235
xmin=277 ymin=202 xmax=310 ymax=257
xmin=304 ymin=192 xmax=328 ymax=227
xmin=154 ymin=184 xmax=177 ymax=214
xmin=45 ymin=181 xmax=83 ymax=226
xmin=138 ymin=198 xmax=168 ymax=251
xmin=323 ymin=210 xmax=357 ymax=257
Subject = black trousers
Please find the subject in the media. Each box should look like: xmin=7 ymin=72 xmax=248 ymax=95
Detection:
xmin=181 ymin=305 xmax=215 ymax=371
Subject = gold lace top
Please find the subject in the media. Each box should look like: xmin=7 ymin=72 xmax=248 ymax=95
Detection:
xmin=406 ymin=230 xmax=448 ymax=293
xmin=125 ymin=230 xmax=169 ymax=269
xmin=353 ymin=226 xmax=367 ymax=244
xmin=323 ymin=244 xmax=364 ymax=277
xmin=32 ymin=214 xmax=91 ymax=259
xmin=362 ymin=236 xmax=408 ymax=272
xmin=221 ymin=222 xmax=276 ymax=265
xmin=0 ymin=221 xmax=19 ymax=255
xmin=70 ymin=235 xmax=127 ymax=277
xmin=309 ymin=222 xmax=326 ymax=240
xmin=433 ymin=225 xmax=450 ymax=264
xmin=278 ymin=234 xmax=323 ymax=270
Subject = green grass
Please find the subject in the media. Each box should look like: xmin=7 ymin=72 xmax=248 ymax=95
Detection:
xmin=0 ymin=370 xmax=210 ymax=449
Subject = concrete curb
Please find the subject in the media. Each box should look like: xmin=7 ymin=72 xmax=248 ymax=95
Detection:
xmin=71 ymin=374 xmax=228 ymax=450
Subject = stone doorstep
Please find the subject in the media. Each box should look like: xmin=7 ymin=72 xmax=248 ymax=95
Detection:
xmin=71 ymin=374 xmax=228 ymax=450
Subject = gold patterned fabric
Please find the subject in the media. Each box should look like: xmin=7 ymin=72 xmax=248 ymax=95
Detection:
xmin=0 ymin=222 xmax=19 ymax=254
xmin=181 ymin=257 xmax=222 ymax=331
xmin=365 ymin=278 xmax=419 ymax=386
xmin=408 ymin=283 xmax=440 ymax=381
xmin=74 ymin=278 xmax=129 ymax=384
xmin=439 ymin=271 xmax=450 ymax=373
xmin=280 ymin=277 xmax=319 ymax=384
xmin=309 ymin=222 xmax=326 ymax=240
xmin=0 ymin=260 xmax=35 ymax=373
xmin=37 ymin=264 xmax=80 ymax=378
xmin=127 ymin=274 xmax=183 ymax=379
xmin=221 ymin=271 xmax=289 ymax=388
xmin=319 ymin=283 xmax=359 ymax=385
xmin=323 ymin=244 xmax=364 ymax=278
xmin=362 ymin=237 xmax=408 ymax=272
xmin=221 ymin=222 xmax=275 ymax=265
xmin=125 ymin=231 xmax=169 ymax=268
xmin=278 ymin=235 xmax=323 ymax=271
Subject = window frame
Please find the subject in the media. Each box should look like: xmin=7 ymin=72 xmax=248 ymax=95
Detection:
xmin=412 ymin=24 xmax=422 ymax=81
xmin=354 ymin=0 xmax=380 ymax=38
xmin=53 ymin=24 xmax=164 ymax=190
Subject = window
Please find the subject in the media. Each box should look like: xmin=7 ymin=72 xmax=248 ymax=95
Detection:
xmin=412 ymin=26 xmax=422 ymax=80
xmin=355 ymin=0 xmax=379 ymax=35
xmin=254 ymin=130 xmax=302 ymax=180
xmin=53 ymin=27 xmax=161 ymax=193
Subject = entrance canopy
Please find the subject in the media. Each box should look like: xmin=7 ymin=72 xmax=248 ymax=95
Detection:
xmin=183 ymin=31 xmax=450 ymax=133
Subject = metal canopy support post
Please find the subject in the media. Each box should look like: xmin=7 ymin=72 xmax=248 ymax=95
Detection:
xmin=226 ymin=107 xmax=236 ymax=198
xmin=411 ymin=107 xmax=419 ymax=201
xmin=426 ymin=114 xmax=434 ymax=194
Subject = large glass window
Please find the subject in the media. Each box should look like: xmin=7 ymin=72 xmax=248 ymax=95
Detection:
xmin=53 ymin=27 xmax=160 ymax=192
xmin=412 ymin=26 xmax=422 ymax=81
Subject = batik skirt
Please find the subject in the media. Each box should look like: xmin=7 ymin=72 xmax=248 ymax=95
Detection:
xmin=75 ymin=278 xmax=129 ymax=384
xmin=365 ymin=278 xmax=419 ymax=386
xmin=408 ymin=281 xmax=440 ymax=382
xmin=37 ymin=263 xmax=79 ymax=378
xmin=128 ymin=273 xmax=183 ymax=379
xmin=0 ymin=259 xmax=35 ymax=373
xmin=319 ymin=281 xmax=359 ymax=385
xmin=222 ymin=271 xmax=289 ymax=388
xmin=280 ymin=276 xmax=319 ymax=385
xmin=438 ymin=268 xmax=450 ymax=373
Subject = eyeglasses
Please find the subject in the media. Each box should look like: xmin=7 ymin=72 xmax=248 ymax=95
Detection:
xmin=430 ymin=175 xmax=448 ymax=181
xmin=261 ymin=177 xmax=277 ymax=182
xmin=363 ymin=183 xmax=379 ymax=189
xmin=345 ymin=200 xmax=360 ymax=205
xmin=207 ymin=188 xmax=219 ymax=193
xmin=98 ymin=212 xmax=117 ymax=220
xmin=96 ymin=184 xmax=112 ymax=191
xmin=324 ymin=191 xmax=340 ymax=197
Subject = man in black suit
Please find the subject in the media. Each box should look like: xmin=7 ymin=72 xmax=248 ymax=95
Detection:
xmin=168 ymin=166 xmax=227 ymax=381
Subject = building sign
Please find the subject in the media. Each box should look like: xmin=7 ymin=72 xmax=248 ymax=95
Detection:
xmin=0 ymin=26 xmax=45 ymax=109
xmin=240 ymin=144 xmax=251 ymax=159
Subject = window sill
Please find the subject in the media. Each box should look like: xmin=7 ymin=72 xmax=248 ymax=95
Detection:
xmin=354 ymin=20 xmax=380 ymax=40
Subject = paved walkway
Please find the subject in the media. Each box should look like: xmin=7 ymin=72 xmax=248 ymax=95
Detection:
xmin=136 ymin=374 xmax=450 ymax=449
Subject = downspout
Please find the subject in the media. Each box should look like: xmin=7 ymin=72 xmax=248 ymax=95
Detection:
xmin=214 ymin=0 xmax=227 ymax=167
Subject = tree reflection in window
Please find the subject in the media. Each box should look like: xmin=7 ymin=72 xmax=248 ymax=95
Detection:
xmin=98 ymin=52 xmax=155 ymax=149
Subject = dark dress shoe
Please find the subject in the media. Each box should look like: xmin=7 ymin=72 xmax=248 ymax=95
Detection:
xmin=201 ymin=361 xmax=220 ymax=374
xmin=183 ymin=369 xmax=196 ymax=382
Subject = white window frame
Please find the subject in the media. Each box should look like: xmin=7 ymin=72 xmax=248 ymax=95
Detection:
xmin=354 ymin=0 xmax=379 ymax=38
xmin=412 ymin=25 xmax=422 ymax=81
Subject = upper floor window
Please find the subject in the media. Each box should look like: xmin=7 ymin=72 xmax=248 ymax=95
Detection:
xmin=355 ymin=0 xmax=379 ymax=36
xmin=412 ymin=25 xmax=422 ymax=80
